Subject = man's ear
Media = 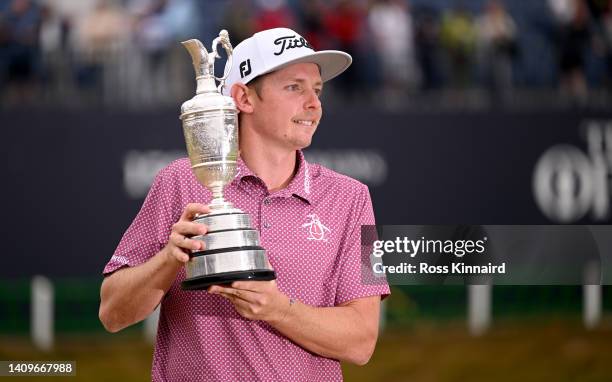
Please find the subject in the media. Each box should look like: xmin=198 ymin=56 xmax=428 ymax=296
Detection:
xmin=231 ymin=83 xmax=255 ymax=114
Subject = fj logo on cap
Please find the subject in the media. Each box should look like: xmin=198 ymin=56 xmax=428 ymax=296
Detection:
xmin=239 ymin=59 xmax=252 ymax=78
xmin=273 ymin=35 xmax=313 ymax=56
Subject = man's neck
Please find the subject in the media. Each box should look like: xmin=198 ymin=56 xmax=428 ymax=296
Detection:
xmin=239 ymin=142 xmax=298 ymax=193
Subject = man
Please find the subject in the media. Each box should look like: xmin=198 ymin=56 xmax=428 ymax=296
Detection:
xmin=99 ymin=27 xmax=389 ymax=381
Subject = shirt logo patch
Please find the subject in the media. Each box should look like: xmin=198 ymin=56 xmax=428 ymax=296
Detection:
xmin=302 ymin=214 xmax=331 ymax=242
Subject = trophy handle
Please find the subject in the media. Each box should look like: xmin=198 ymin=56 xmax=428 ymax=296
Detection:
xmin=211 ymin=30 xmax=233 ymax=93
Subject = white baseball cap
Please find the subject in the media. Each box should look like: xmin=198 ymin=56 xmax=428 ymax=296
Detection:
xmin=222 ymin=27 xmax=352 ymax=96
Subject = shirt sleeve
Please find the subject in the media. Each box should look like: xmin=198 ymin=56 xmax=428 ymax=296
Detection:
xmin=103 ymin=166 xmax=180 ymax=276
xmin=334 ymin=184 xmax=390 ymax=305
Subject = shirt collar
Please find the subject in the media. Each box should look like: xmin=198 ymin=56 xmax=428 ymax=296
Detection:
xmin=234 ymin=150 xmax=312 ymax=204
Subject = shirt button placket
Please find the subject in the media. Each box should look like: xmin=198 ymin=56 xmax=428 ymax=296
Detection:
xmin=262 ymin=197 xmax=272 ymax=231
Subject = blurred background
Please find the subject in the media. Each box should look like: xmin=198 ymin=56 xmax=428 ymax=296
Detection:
xmin=1 ymin=0 xmax=612 ymax=381
xmin=1 ymin=0 xmax=612 ymax=110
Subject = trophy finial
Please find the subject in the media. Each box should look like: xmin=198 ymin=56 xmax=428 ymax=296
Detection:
xmin=182 ymin=31 xmax=234 ymax=94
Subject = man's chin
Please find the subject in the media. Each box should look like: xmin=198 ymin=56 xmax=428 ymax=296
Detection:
xmin=293 ymin=138 xmax=313 ymax=151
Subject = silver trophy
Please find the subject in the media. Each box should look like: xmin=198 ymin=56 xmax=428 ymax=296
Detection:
xmin=179 ymin=30 xmax=276 ymax=290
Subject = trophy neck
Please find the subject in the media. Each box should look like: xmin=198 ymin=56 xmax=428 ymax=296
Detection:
xmin=209 ymin=184 xmax=234 ymax=210
xmin=196 ymin=76 xmax=217 ymax=95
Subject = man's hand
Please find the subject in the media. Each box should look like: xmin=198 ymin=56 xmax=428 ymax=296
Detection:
xmin=208 ymin=281 xmax=290 ymax=323
xmin=163 ymin=203 xmax=210 ymax=264
xmin=209 ymin=280 xmax=381 ymax=365
xmin=100 ymin=202 xmax=210 ymax=333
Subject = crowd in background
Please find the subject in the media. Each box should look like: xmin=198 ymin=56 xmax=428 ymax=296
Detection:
xmin=1 ymin=0 xmax=611 ymax=111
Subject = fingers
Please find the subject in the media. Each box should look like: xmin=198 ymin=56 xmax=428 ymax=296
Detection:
xmin=265 ymin=258 xmax=274 ymax=271
xmin=169 ymin=231 xmax=203 ymax=252
xmin=209 ymin=285 xmax=260 ymax=304
xmin=165 ymin=203 xmax=210 ymax=265
xmin=172 ymin=220 xmax=208 ymax=238
xmin=208 ymin=283 xmax=285 ymax=322
xmin=220 ymin=292 xmax=251 ymax=315
xmin=170 ymin=220 xmax=207 ymax=248
xmin=180 ymin=203 xmax=210 ymax=221
xmin=213 ymin=289 xmax=258 ymax=317
xmin=212 ymin=287 xmax=276 ymax=321
xmin=168 ymin=246 xmax=190 ymax=264
xmin=230 ymin=280 xmax=276 ymax=292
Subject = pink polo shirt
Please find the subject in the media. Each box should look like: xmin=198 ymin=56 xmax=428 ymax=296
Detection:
xmin=104 ymin=150 xmax=390 ymax=382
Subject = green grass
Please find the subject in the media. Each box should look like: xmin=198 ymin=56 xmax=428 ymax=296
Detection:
xmin=343 ymin=317 xmax=612 ymax=382
xmin=1 ymin=318 xmax=612 ymax=381
xmin=0 ymin=329 xmax=151 ymax=381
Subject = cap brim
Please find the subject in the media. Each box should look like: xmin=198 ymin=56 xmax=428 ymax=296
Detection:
xmin=258 ymin=50 xmax=352 ymax=83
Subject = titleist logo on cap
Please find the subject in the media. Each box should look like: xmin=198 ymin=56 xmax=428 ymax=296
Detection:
xmin=273 ymin=35 xmax=313 ymax=56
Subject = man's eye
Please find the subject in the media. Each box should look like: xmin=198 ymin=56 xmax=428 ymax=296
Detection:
xmin=286 ymin=84 xmax=300 ymax=91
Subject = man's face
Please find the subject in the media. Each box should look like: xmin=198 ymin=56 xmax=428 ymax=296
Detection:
xmin=249 ymin=62 xmax=323 ymax=151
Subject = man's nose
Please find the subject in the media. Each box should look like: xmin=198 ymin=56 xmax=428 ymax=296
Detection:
xmin=304 ymin=89 xmax=322 ymax=110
